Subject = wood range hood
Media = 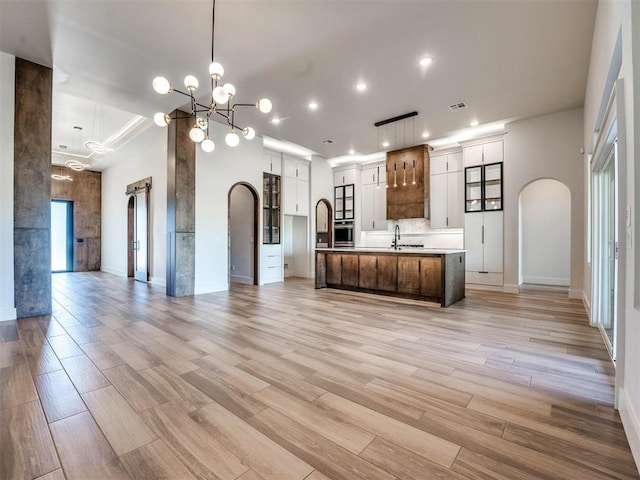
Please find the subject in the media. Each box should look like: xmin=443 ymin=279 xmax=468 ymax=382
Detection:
xmin=385 ymin=144 xmax=432 ymax=220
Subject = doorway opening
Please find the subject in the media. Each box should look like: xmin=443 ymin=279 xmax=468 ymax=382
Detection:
xmin=127 ymin=187 xmax=150 ymax=282
xmin=518 ymin=179 xmax=571 ymax=290
xmin=315 ymin=198 xmax=333 ymax=248
xmin=592 ymin=142 xmax=618 ymax=359
xmin=228 ymin=182 xmax=259 ymax=285
xmin=51 ymin=200 xmax=73 ymax=272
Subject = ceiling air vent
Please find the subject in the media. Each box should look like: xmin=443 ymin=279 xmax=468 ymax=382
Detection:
xmin=448 ymin=102 xmax=468 ymax=112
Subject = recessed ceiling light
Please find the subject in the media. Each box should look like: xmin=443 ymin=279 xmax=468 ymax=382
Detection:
xmin=382 ymin=140 xmax=390 ymax=148
xmin=419 ymin=56 xmax=433 ymax=67
xmin=349 ymin=149 xmax=355 ymax=155
xmin=308 ymin=101 xmax=318 ymax=111
xmin=470 ymin=120 xmax=479 ymax=127
xmin=356 ymin=82 xmax=367 ymax=92
xmin=422 ymin=132 xmax=430 ymax=139
xmin=271 ymin=117 xmax=280 ymax=125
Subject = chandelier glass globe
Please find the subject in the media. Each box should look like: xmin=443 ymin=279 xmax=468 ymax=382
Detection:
xmin=225 ymin=130 xmax=240 ymax=147
xmin=189 ymin=126 xmax=206 ymax=143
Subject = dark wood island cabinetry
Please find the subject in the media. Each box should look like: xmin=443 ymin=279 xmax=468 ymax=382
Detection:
xmin=316 ymin=248 xmax=465 ymax=307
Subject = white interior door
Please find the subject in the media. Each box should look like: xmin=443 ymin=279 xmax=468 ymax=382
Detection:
xmin=134 ymin=191 xmax=148 ymax=282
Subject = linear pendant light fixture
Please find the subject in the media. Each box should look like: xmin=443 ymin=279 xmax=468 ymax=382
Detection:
xmin=152 ymin=0 xmax=272 ymax=152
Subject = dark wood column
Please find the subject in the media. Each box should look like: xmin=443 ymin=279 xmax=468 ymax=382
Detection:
xmin=166 ymin=110 xmax=195 ymax=297
xmin=13 ymin=58 xmax=52 ymax=317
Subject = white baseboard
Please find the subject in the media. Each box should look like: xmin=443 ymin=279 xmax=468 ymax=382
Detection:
xmin=0 ymin=307 xmax=17 ymax=321
xmin=568 ymin=288 xmax=583 ymax=299
xmin=150 ymin=276 xmax=166 ymax=288
xmin=101 ymin=267 xmax=126 ymax=277
xmin=619 ymin=388 xmax=640 ymax=475
xmin=502 ymin=283 xmax=520 ymax=294
xmin=230 ymin=274 xmax=253 ymax=285
xmin=522 ymin=276 xmax=570 ymax=286
xmin=582 ymin=290 xmax=592 ymax=317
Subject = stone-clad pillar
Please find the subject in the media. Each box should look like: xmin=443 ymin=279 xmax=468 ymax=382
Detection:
xmin=166 ymin=110 xmax=195 ymax=297
xmin=13 ymin=58 xmax=52 ymax=317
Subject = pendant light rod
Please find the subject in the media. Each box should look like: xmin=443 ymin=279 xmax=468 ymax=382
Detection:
xmin=374 ymin=111 xmax=418 ymax=127
xmin=211 ymin=0 xmax=216 ymax=63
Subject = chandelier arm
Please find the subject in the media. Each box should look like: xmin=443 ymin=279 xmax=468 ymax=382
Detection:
xmin=171 ymin=88 xmax=192 ymax=98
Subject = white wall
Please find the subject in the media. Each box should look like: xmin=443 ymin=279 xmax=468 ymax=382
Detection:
xmin=0 ymin=52 xmax=16 ymax=321
xmin=519 ymin=179 xmax=571 ymax=286
xmin=282 ymin=215 xmax=308 ymax=278
xmin=229 ymin=185 xmax=255 ymax=284
xmin=101 ymin=124 xmax=167 ymax=286
xmin=309 ymin=155 xmax=334 ymax=275
xmin=194 ymin=121 xmax=264 ymax=294
xmin=583 ymin=0 xmax=639 ymax=468
xmin=503 ymin=108 xmax=585 ymax=297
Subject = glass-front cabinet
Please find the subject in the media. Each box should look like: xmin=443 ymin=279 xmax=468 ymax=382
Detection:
xmin=334 ymin=184 xmax=355 ymax=220
xmin=263 ymin=173 xmax=281 ymax=244
xmin=465 ymin=162 xmax=503 ymax=212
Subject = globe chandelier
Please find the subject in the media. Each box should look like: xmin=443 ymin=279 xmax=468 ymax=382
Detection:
xmin=152 ymin=0 xmax=272 ymax=153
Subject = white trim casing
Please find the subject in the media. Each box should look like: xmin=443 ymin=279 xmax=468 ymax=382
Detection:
xmin=150 ymin=277 xmax=166 ymax=287
xmin=0 ymin=308 xmax=17 ymax=322
xmin=619 ymin=388 xmax=640 ymax=472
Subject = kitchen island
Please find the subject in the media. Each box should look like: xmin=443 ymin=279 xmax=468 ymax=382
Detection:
xmin=315 ymin=247 xmax=465 ymax=307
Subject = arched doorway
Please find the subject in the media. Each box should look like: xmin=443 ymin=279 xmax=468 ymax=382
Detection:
xmin=315 ymin=198 xmax=333 ymax=248
xmin=228 ymin=182 xmax=259 ymax=285
xmin=518 ymin=179 xmax=571 ymax=288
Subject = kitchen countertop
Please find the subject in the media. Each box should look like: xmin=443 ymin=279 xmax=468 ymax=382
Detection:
xmin=315 ymin=247 xmax=466 ymax=255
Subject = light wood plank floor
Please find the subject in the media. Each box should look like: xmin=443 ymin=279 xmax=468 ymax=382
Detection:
xmin=1 ymin=272 xmax=638 ymax=479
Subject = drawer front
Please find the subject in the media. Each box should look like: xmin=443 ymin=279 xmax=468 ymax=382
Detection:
xmin=466 ymin=271 xmax=503 ymax=286
xmin=262 ymin=254 xmax=281 ymax=268
xmin=262 ymin=266 xmax=282 ymax=283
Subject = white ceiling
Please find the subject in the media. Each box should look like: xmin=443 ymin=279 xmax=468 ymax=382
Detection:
xmin=0 ymin=0 xmax=597 ymax=165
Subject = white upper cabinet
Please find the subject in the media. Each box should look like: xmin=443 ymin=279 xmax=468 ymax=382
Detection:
xmin=283 ymin=155 xmax=309 ymax=216
xmin=361 ymin=183 xmax=387 ymax=231
xmin=334 ymin=168 xmax=357 ymax=186
xmin=361 ymin=164 xmax=385 ymax=186
xmin=463 ymin=139 xmax=503 ymax=167
xmin=263 ymin=150 xmax=282 ymax=175
xmin=283 ymin=155 xmax=309 ymax=181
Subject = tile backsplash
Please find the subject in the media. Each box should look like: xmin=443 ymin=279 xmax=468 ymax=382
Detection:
xmin=358 ymin=218 xmax=464 ymax=249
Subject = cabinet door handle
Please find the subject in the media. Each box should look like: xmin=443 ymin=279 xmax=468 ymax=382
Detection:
xmin=481 ymin=225 xmax=484 ymax=244
xmin=296 ymin=168 xmax=299 ymax=177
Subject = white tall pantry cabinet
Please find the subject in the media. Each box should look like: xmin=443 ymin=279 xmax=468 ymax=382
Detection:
xmin=283 ymin=155 xmax=309 ymax=216
xmin=462 ymin=137 xmax=504 ymax=286
xmin=430 ymin=150 xmax=463 ymax=229
xmin=361 ymin=163 xmax=387 ymax=231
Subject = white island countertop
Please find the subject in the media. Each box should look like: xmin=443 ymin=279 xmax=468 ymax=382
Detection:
xmin=315 ymin=247 xmax=466 ymax=255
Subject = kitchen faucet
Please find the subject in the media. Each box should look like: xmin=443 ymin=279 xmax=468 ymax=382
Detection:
xmin=393 ymin=224 xmax=401 ymax=250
